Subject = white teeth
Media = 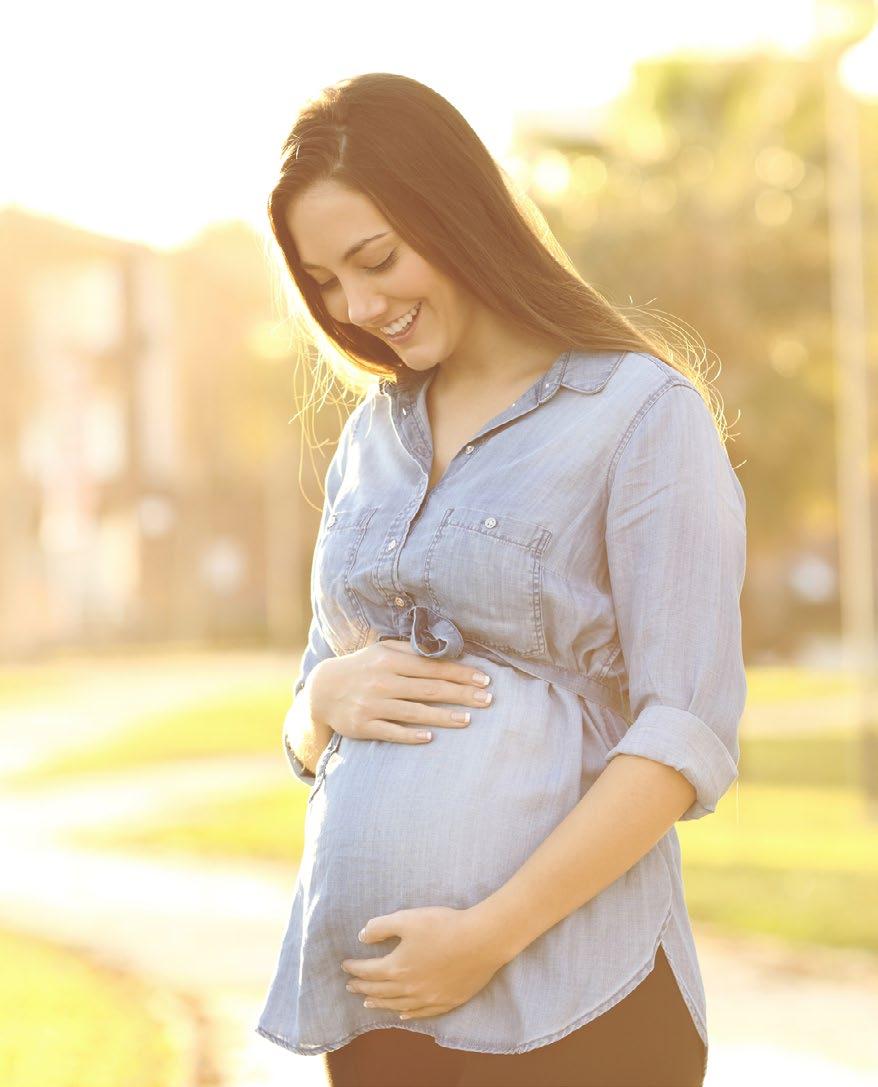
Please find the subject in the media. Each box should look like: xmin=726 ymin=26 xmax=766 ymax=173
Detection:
xmin=381 ymin=302 xmax=420 ymax=335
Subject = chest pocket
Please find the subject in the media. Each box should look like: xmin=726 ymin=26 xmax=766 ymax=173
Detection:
xmin=425 ymin=506 xmax=552 ymax=659
xmin=314 ymin=505 xmax=379 ymax=655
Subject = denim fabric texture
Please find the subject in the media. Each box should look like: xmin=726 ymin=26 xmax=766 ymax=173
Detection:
xmin=256 ymin=348 xmax=747 ymax=1057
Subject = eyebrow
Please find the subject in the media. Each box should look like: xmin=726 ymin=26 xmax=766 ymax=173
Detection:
xmin=300 ymin=231 xmax=391 ymax=271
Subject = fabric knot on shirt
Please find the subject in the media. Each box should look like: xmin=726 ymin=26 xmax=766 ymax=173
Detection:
xmin=377 ymin=604 xmax=464 ymax=658
xmin=408 ymin=603 xmax=464 ymax=658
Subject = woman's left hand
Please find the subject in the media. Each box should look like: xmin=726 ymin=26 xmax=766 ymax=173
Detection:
xmin=341 ymin=905 xmax=508 ymax=1020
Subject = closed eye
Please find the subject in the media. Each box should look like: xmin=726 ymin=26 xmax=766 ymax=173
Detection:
xmin=314 ymin=251 xmax=399 ymax=293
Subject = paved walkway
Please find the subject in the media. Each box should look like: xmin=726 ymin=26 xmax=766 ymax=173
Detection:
xmin=1 ymin=653 xmax=877 ymax=1085
xmin=0 ymin=758 xmax=326 ymax=1087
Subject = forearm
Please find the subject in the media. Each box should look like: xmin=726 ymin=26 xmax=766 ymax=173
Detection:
xmin=472 ymin=754 xmax=697 ymax=964
xmin=284 ymin=663 xmax=335 ymax=776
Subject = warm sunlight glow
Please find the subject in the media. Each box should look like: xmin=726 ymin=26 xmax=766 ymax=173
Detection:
xmin=839 ymin=25 xmax=878 ymax=98
xmin=2 ymin=0 xmax=826 ymax=250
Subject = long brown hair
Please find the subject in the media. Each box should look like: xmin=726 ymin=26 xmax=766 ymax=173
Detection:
xmin=265 ymin=72 xmax=733 ymax=456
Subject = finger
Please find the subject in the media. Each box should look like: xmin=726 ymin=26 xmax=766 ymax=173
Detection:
xmin=358 ymin=995 xmax=426 ymax=1011
xmin=343 ymin=958 xmax=395 ymax=981
xmin=376 ymin=698 xmax=472 ymax=729
xmin=346 ymin=980 xmax=407 ymax=998
xmin=367 ymin=720 xmax=437 ymax=743
xmin=377 ymin=644 xmax=492 ymax=691
xmin=389 ymin=675 xmax=493 ymax=708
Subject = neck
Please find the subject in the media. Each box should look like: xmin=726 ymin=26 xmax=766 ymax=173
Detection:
xmin=433 ymin=337 xmax=567 ymax=397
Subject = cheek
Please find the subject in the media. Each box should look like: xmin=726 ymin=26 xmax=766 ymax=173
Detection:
xmin=324 ymin=295 xmax=350 ymax=324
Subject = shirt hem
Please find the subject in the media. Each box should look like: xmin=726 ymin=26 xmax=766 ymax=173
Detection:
xmin=255 ymin=930 xmax=707 ymax=1057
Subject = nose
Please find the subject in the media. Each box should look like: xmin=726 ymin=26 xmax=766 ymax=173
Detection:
xmin=344 ymin=286 xmax=388 ymax=330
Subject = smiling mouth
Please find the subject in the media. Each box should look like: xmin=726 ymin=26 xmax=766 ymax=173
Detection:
xmin=379 ymin=301 xmax=422 ymax=340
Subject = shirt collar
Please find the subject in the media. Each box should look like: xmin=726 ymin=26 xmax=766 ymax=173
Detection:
xmin=379 ymin=348 xmax=625 ymax=404
xmin=552 ymin=348 xmax=626 ymax=396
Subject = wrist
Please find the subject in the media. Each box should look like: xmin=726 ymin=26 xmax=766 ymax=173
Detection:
xmin=466 ymin=892 xmax=531 ymax=968
xmin=304 ymin=657 xmax=337 ymax=731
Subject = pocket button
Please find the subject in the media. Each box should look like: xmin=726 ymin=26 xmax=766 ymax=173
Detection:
xmin=483 ymin=516 xmax=497 ymax=528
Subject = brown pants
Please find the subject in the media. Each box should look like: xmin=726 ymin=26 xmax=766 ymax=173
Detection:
xmin=323 ymin=945 xmax=708 ymax=1087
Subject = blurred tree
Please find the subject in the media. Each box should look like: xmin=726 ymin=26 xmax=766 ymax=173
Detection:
xmin=516 ymin=52 xmax=877 ymax=657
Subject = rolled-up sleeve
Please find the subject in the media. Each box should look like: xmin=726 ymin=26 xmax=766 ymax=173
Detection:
xmin=603 ymin=380 xmax=747 ymax=821
xmin=282 ymin=404 xmax=363 ymax=783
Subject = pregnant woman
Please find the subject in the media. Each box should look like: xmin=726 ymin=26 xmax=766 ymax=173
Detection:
xmin=255 ymin=73 xmax=746 ymax=1087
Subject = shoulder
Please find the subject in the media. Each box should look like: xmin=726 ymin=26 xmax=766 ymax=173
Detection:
xmin=607 ymin=350 xmax=699 ymax=404
xmin=598 ymin=351 xmax=710 ymax=436
xmin=561 ymin=349 xmax=699 ymax=408
xmin=604 ymin=355 xmax=738 ymax=502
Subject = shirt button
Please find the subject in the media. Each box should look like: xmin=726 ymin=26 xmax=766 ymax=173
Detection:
xmin=387 ymin=538 xmax=397 ymax=551
xmin=402 ymin=407 xmax=408 ymax=415
xmin=393 ymin=596 xmax=406 ymax=607
xmin=464 ymin=444 xmax=475 ymax=454
xmin=484 ymin=516 xmax=497 ymax=529
xmin=327 ymin=513 xmax=337 ymax=527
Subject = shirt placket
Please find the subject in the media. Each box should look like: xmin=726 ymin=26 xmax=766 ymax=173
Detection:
xmin=374 ymin=351 xmax=571 ymax=635
xmin=371 ymin=385 xmax=429 ymax=626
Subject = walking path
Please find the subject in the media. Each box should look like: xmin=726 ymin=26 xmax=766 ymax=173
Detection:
xmin=0 ymin=758 xmax=326 ymax=1087
xmin=1 ymin=654 xmax=877 ymax=1085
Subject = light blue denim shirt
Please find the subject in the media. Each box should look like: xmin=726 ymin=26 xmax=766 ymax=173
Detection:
xmin=256 ymin=348 xmax=747 ymax=1057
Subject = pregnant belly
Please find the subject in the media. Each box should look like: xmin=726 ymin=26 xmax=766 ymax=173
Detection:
xmin=292 ymin=684 xmax=677 ymax=1005
xmin=301 ymin=696 xmax=584 ymax=935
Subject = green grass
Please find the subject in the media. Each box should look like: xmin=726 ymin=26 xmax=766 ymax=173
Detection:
xmin=743 ymin=666 xmax=857 ymax=703
xmin=682 ymin=866 xmax=878 ymax=951
xmin=739 ymin=732 xmax=864 ymax=788
xmin=677 ymin=782 xmax=878 ymax=952
xmin=10 ymin=686 xmax=291 ymax=785
xmin=74 ymin=781 xmax=310 ymax=863
xmin=0 ymin=926 xmax=194 ymax=1087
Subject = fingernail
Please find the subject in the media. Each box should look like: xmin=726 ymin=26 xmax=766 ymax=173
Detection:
xmin=451 ymin=711 xmax=470 ymax=723
xmin=358 ymin=928 xmax=366 ymax=941
xmin=473 ymin=690 xmax=493 ymax=704
xmin=416 ymin=730 xmax=432 ymax=741
xmin=472 ymin=671 xmax=490 ymax=686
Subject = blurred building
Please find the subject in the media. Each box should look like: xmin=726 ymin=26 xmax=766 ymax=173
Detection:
xmin=0 ymin=207 xmax=331 ymax=657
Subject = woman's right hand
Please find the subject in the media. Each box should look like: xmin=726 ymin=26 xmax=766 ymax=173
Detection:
xmin=307 ymin=638 xmax=494 ymax=744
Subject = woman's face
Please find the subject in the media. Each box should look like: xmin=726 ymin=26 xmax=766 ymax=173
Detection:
xmin=286 ymin=179 xmax=479 ymax=374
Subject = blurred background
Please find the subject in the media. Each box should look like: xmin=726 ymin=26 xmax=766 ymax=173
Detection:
xmin=1 ymin=1 xmax=877 ymax=1084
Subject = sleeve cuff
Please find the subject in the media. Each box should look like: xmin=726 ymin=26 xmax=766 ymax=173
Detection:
xmin=284 ymin=730 xmax=318 ymax=786
xmin=604 ymin=704 xmax=739 ymax=820
xmin=282 ymin=702 xmax=319 ymax=787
